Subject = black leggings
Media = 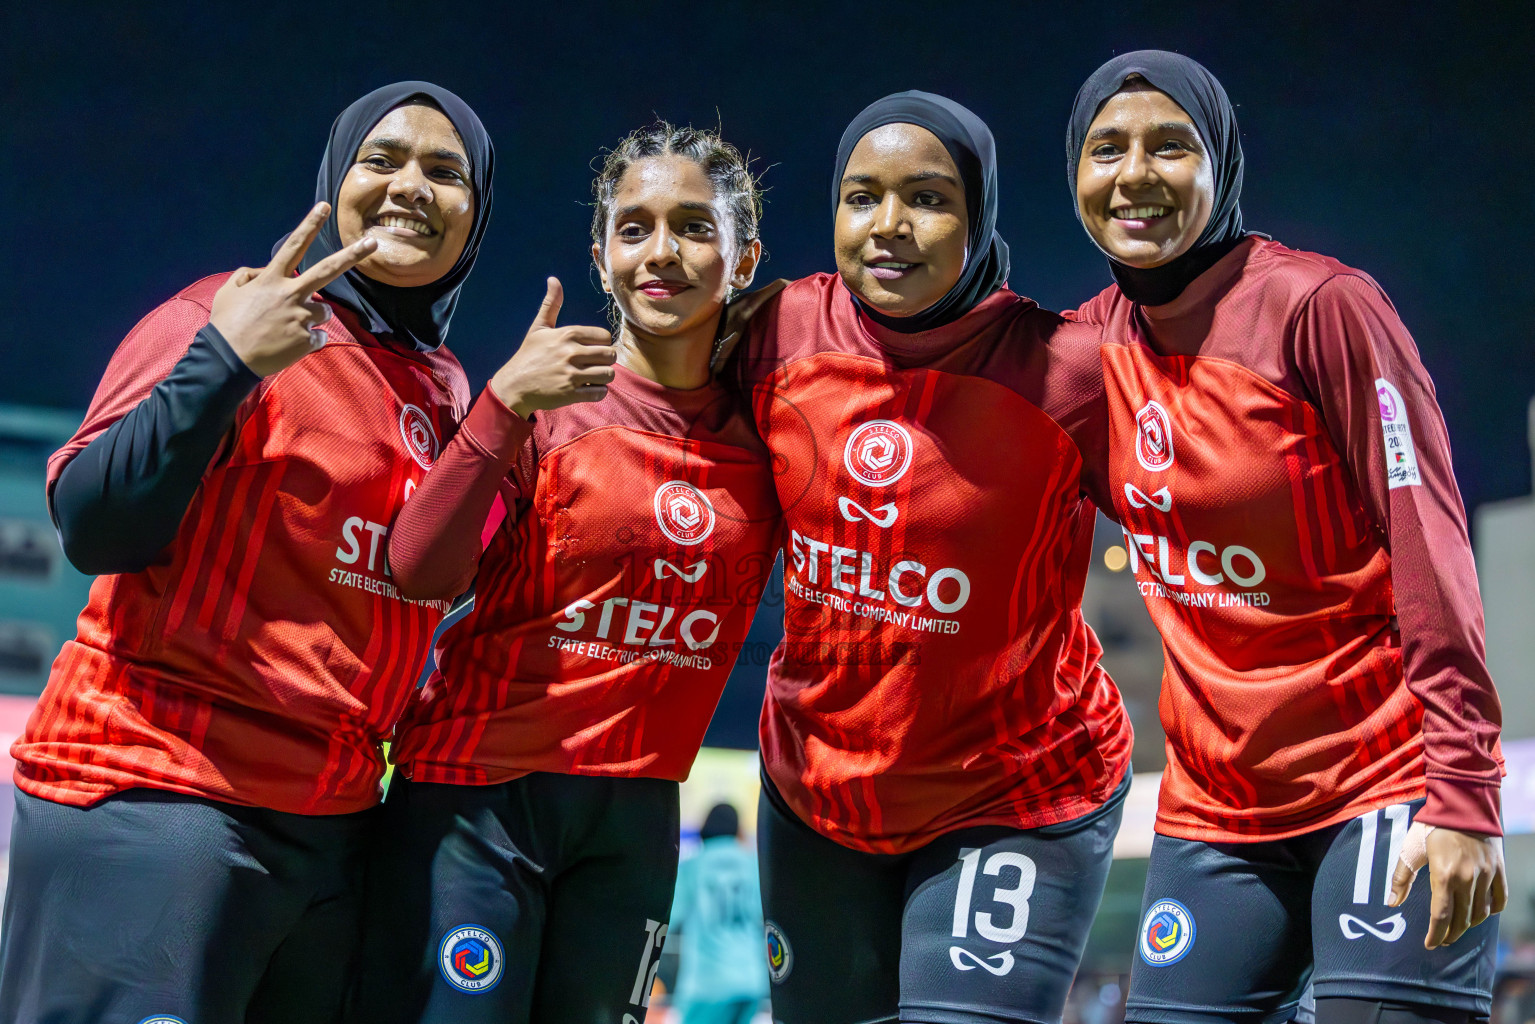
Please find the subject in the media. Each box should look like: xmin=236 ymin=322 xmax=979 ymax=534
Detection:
xmin=352 ymin=773 xmax=680 ymax=1024
xmin=1315 ymin=997 xmax=1486 ymax=1024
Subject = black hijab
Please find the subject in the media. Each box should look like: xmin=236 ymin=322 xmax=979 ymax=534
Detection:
xmin=834 ymin=90 xmax=1010 ymax=334
xmin=1066 ymin=51 xmax=1248 ymax=306
xmin=291 ymin=81 xmax=494 ymax=351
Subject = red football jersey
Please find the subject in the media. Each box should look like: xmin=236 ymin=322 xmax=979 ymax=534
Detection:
xmin=1080 ymin=237 xmax=1502 ymax=841
xmin=389 ymin=367 xmax=781 ymax=784
xmin=736 ymin=273 xmax=1132 ymax=855
xmin=15 ymin=273 xmax=470 ymax=814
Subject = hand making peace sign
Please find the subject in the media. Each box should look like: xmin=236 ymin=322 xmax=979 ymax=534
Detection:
xmin=210 ymin=202 xmax=379 ymax=377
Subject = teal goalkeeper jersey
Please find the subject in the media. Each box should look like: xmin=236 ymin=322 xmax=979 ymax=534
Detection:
xmin=669 ymin=837 xmax=769 ymax=1004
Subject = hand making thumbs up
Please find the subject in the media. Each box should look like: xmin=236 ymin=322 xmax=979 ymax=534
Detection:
xmin=489 ymin=277 xmax=617 ymax=419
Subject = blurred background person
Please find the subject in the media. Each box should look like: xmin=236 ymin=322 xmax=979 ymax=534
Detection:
xmin=668 ymin=803 xmax=768 ymax=1024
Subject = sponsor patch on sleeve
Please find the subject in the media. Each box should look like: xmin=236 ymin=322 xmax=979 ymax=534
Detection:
xmin=1374 ymin=379 xmax=1421 ymax=489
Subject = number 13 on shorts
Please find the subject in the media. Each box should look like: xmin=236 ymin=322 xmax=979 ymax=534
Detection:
xmin=948 ymin=848 xmax=1037 ymax=976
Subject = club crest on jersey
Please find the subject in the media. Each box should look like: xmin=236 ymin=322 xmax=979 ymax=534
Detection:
xmin=844 ymin=419 xmax=914 ymax=488
xmin=653 ymin=480 xmax=716 ymax=546
xmin=1134 ymin=401 xmax=1175 ymax=473
xmin=399 ymin=403 xmax=440 ymax=469
xmin=1138 ymin=898 xmax=1195 ymax=966
xmin=764 ymin=921 xmax=793 ymax=983
xmin=137 ymin=1017 xmax=188 ymax=1024
xmin=439 ymin=924 xmax=504 ymax=993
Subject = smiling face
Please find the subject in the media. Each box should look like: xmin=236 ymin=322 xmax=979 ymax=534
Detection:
xmin=1076 ymin=80 xmax=1214 ymax=269
xmin=335 ymin=103 xmax=475 ymax=288
xmin=593 ymin=154 xmax=760 ymax=339
xmin=834 ymin=123 xmax=969 ymax=317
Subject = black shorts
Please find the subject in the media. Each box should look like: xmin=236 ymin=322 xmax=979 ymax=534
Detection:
xmin=0 ymin=787 xmax=371 ymax=1024
xmin=352 ymin=772 xmax=681 ymax=1024
xmin=1125 ymin=798 xmax=1498 ymax=1023
xmin=757 ymin=771 xmax=1128 ymax=1024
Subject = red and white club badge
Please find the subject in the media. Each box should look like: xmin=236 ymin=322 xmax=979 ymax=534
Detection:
xmin=653 ymin=480 xmax=717 ymax=546
xmin=1134 ymin=401 xmax=1175 ymax=473
xmin=399 ymin=404 xmax=440 ymax=470
xmin=843 ymin=419 xmax=914 ymax=488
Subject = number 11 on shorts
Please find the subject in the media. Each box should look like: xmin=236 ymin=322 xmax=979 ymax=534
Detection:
xmin=1353 ymin=805 xmax=1410 ymax=906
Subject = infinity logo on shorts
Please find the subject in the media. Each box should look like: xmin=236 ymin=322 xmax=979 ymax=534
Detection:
xmin=1138 ymin=898 xmax=1196 ymax=966
xmin=440 ymin=924 xmax=504 ymax=993
xmin=948 ymin=946 xmax=1015 ymax=975
xmin=1338 ymin=912 xmax=1406 ymax=942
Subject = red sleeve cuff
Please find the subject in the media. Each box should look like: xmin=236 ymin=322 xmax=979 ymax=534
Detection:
xmin=1418 ymin=777 xmax=1502 ymax=837
xmin=462 ymin=386 xmax=534 ymax=463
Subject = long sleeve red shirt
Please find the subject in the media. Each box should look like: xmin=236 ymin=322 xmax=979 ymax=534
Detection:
xmin=1076 ymin=237 xmax=1502 ymax=840
xmin=386 ymin=366 xmax=781 ymax=784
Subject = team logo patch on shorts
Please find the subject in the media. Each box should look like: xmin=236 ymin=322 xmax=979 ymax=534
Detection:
xmin=440 ymin=924 xmax=504 ymax=993
xmin=1138 ymin=898 xmax=1195 ymax=966
xmin=764 ymin=920 xmax=793 ymax=983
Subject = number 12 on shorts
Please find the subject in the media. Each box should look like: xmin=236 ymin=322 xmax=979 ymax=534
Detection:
xmin=951 ymin=848 xmax=1037 ymax=943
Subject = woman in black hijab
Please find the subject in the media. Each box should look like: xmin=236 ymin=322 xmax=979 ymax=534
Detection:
xmin=1066 ymin=50 xmax=1247 ymax=306
xmin=0 ymin=82 xmax=492 ymax=1024
xmin=731 ymin=91 xmax=1132 ymax=1024
xmin=1067 ymin=51 xmax=1504 ymax=1024
xmin=831 ymin=89 xmax=1011 ymax=332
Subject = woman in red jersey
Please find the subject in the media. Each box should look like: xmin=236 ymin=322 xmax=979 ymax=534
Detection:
xmin=726 ymin=91 xmax=1133 ymax=1024
xmin=354 ymin=122 xmax=780 ymax=1024
xmin=1065 ymin=51 xmax=1506 ymax=1024
xmin=0 ymin=82 xmax=492 ymax=1024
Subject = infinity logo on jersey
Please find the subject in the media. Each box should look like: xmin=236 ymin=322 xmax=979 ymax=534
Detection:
xmin=439 ymin=925 xmax=504 ymax=993
xmin=1138 ymin=899 xmax=1195 ymax=966
xmin=837 ymin=496 xmax=899 ymax=527
xmin=844 ymin=420 xmax=914 ymax=487
xmin=653 ymin=558 xmax=708 ymax=582
xmin=1339 ymin=912 xmax=1406 ymax=942
xmin=653 ymin=480 xmax=717 ymax=545
xmin=399 ymin=403 xmax=440 ymax=469
xmin=1134 ymin=401 xmax=1175 ymax=473
xmin=764 ymin=921 xmax=793 ymax=983
xmin=1123 ymin=483 xmax=1173 ymax=511
xmin=949 ymin=946 xmax=1016 ymax=976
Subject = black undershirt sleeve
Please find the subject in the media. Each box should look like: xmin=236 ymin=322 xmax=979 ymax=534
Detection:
xmin=52 ymin=325 xmax=261 ymax=575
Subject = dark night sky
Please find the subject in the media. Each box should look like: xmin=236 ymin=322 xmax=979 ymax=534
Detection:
xmin=9 ymin=1 xmax=1534 ymax=515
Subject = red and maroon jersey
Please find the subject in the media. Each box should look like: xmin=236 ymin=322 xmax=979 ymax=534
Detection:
xmin=1077 ymin=237 xmax=1502 ymax=841
xmin=389 ymin=366 xmax=781 ymax=785
xmin=735 ymin=273 xmax=1132 ymax=855
xmin=15 ymin=273 xmax=469 ymax=814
